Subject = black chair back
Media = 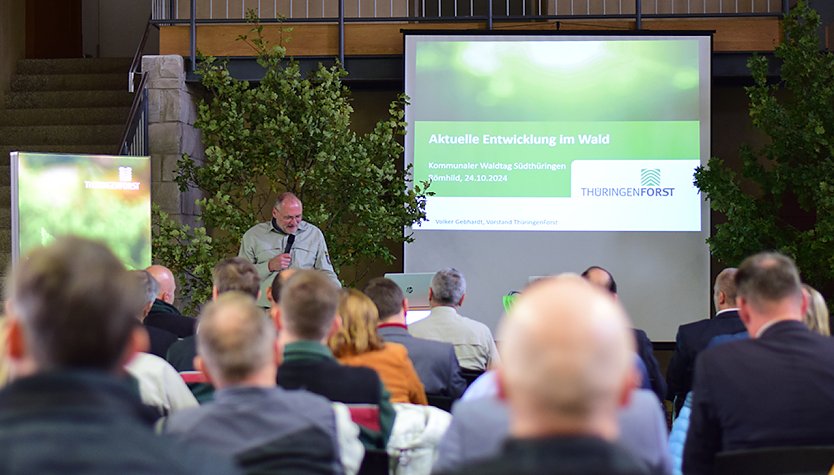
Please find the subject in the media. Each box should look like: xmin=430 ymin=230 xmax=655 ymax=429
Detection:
xmin=715 ymin=446 xmax=834 ymax=475
xmin=459 ymin=368 xmax=485 ymax=389
xmin=357 ymin=448 xmax=390 ymax=475
xmin=426 ymin=394 xmax=455 ymax=412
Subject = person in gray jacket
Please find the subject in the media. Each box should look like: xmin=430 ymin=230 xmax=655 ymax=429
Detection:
xmin=364 ymin=277 xmax=467 ymax=398
xmin=164 ymin=292 xmax=362 ymax=475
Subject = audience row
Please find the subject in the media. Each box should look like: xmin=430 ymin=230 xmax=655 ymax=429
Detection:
xmin=1 ymin=235 xmax=833 ymax=475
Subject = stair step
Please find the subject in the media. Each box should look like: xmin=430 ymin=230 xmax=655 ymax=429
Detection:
xmin=11 ymin=73 xmax=127 ymax=92
xmin=0 ymin=125 xmax=123 ymax=146
xmin=5 ymin=90 xmax=133 ymax=109
xmin=0 ymin=107 xmax=131 ymax=126
xmin=1 ymin=145 xmax=118 ymax=160
xmin=16 ymin=58 xmax=131 ymax=75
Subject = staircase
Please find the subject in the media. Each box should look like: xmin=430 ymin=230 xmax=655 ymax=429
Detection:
xmin=0 ymin=57 xmax=133 ymax=272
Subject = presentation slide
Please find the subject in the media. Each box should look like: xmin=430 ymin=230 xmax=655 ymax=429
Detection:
xmin=406 ymin=35 xmax=706 ymax=232
xmin=11 ymin=152 xmax=152 ymax=270
xmin=403 ymin=33 xmax=711 ymax=341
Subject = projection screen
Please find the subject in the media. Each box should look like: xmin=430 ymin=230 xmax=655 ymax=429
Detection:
xmin=403 ymin=33 xmax=712 ymax=341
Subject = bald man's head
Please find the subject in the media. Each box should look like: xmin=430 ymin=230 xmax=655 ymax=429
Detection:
xmin=499 ymin=274 xmax=634 ymax=440
xmin=146 ymin=265 xmax=176 ymax=305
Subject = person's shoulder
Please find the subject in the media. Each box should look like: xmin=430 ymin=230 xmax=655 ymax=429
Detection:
xmin=164 ymin=404 xmax=213 ymax=434
xmin=276 ymin=386 xmax=335 ymax=410
xmin=299 ymin=221 xmax=322 ymax=234
xmin=460 ymin=314 xmax=494 ymax=336
xmin=242 ymin=221 xmax=271 ymax=237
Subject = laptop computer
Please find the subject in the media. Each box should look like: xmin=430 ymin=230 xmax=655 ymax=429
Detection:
xmin=384 ymin=272 xmax=433 ymax=310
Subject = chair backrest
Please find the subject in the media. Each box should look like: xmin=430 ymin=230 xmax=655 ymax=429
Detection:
xmin=715 ymin=446 xmax=834 ymax=475
xmin=459 ymin=368 xmax=484 ymax=389
xmin=236 ymin=426 xmax=338 ymax=475
xmin=357 ymin=448 xmax=390 ymax=475
xmin=426 ymin=394 xmax=455 ymax=412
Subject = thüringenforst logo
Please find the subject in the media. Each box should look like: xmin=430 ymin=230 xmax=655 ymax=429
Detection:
xmin=641 ymin=168 xmax=660 ymax=187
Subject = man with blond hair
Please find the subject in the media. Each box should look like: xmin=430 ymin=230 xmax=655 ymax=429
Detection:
xmin=442 ymin=275 xmax=648 ymax=474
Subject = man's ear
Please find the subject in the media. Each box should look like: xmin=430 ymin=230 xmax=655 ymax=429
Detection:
xmin=211 ymin=286 xmax=219 ymax=302
xmin=194 ymin=355 xmax=215 ymax=384
xmin=458 ymin=294 xmax=466 ymax=307
xmin=428 ymin=288 xmax=434 ymax=303
xmin=273 ymin=338 xmax=284 ymax=367
xmin=119 ymin=325 xmax=150 ymax=367
xmin=266 ymin=287 xmax=274 ymax=304
xmin=496 ymin=367 xmax=507 ymax=402
xmin=401 ymin=298 xmax=409 ymax=317
xmin=327 ymin=314 xmax=342 ymax=339
xmin=799 ymin=289 xmax=809 ymax=318
xmin=717 ymin=290 xmax=727 ymax=307
xmin=270 ymin=305 xmax=282 ymax=330
xmin=737 ymin=296 xmax=752 ymax=327
xmin=617 ymin=366 xmax=638 ymax=409
xmin=6 ymin=317 xmax=26 ymax=360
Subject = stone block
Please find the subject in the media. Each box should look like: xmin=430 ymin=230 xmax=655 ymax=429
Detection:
xmin=180 ymin=188 xmax=204 ymax=216
xmin=153 ymin=181 xmax=182 ymax=214
xmin=150 ymin=154 xmax=162 ymax=183
xmin=149 ymin=122 xmax=182 ymax=155
xmin=142 ymin=55 xmax=185 ymax=80
xmin=161 ymin=154 xmax=181 ymax=182
xmin=180 ymin=125 xmax=204 ymax=158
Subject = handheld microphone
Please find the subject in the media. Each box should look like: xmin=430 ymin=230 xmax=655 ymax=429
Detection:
xmin=284 ymin=234 xmax=296 ymax=254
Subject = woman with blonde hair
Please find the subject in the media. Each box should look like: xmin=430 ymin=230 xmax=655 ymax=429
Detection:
xmin=329 ymin=289 xmax=428 ymax=405
xmin=803 ymin=284 xmax=830 ymax=336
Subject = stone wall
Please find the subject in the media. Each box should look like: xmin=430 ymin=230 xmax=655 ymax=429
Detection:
xmin=143 ymin=55 xmax=203 ymax=228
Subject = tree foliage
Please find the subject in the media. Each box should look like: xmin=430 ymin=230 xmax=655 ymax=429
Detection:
xmin=694 ymin=1 xmax=834 ymax=290
xmin=153 ymin=19 xmax=430 ymax=312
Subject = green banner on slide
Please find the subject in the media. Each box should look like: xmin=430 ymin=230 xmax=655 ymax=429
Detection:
xmin=413 ymin=120 xmax=699 ymax=197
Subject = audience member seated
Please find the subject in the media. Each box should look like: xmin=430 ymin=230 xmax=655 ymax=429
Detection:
xmin=165 ymin=292 xmax=363 ymax=475
xmin=683 ymin=252 xmax=834 ymax=474
xmin=802 ymin=284 xmax=830 ymax=336
xmin=125 ymin=350 xmax=198 ymax=417
xmin=434 ymin=387 xmax=670 ymax=475
xmin=581 ymin=265 xmax=666 ymax=403
xmin=364 ymin=277 xmax=466 ymax=400
xmin=329 ymin=289 xmax=428 ymax=405
xmin=407 ymin=268 xmax=499 ymax=372
xmin=666 ymin=268 xmax=745 ymax=415
xmin=133 ymin=270 xmax=179 ymax=359
xmin=145 ymin=264 xmax=196 ymax=338
xmin=436 ymin=274 xmax=650 ymax=475
xmin=0 ymin=237 xmax=239 ymax=474
xmin=167 ymin=257 xmax=261 ymax=374
xmin=273 ymin=270 xmax=395 ymax=450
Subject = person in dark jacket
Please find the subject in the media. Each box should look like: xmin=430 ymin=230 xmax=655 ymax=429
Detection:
xmin=683 ymin=253 xmax=834 ymax=475
xmin=582 ymin=266 xmax=666 ymax=402
xmin=145 ymin=264 xmax=196 ymax=338
xmin=273 ymin=270 xmax=396 ymax=450
xmin=665 ymin=268 xmax=745 ymax=414
xmin=0 ymin=236 xmax=239 ymax=475
xmin=133 ymin=270 xmax=178 ymax=359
